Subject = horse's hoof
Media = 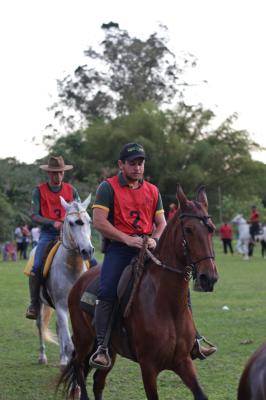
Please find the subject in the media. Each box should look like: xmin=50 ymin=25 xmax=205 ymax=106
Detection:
xmin=60 ymin=362 xmax=68 ymax=371
xmin=38 ymin=356 xmax=48 ymax=365
xmin=70 ymin=385 xmax=81 ymax=400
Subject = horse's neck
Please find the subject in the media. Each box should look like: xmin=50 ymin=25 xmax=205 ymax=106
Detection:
xmin=147 ymin=226 xmax=188 ymax=302
xmin=155 ymin=222 xmax=185 ymax=270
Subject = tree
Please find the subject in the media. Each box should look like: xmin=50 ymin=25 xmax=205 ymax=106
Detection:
xmin=51 ymin=23 xmax=196 ymax=129
xmin=47 ymin=101 xmax=266 ymax=221
xmin=0 ymin=193 xmax=15 ymax=242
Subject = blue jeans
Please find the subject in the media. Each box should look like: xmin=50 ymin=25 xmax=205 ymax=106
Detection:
xmin=98 ymin=242 xmax=139 ymax=302
xmin=32 ymin=230 xmax=59 ymax=273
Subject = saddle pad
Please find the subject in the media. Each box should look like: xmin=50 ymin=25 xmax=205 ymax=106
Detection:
xmin=43 ymin=241 xmax=62 ymax=278
xmin=80 ymin=275 xmax=100 ymax=315
xmin=23 ymin=254 xmax=35 ymax=276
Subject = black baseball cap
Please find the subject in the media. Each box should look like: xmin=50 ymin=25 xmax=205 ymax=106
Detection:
xmin=119 ymin=143 xmax=146 ymax=161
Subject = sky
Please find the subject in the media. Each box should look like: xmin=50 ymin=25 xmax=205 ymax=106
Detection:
xmin=1 ymin=0 xmax=266 ymax=164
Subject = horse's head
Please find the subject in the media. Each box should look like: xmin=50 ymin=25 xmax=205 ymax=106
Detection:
xmin=231 ymin=214 xmax=245 ymax=225
xmin=60 ymin=194 xmax=94 ymax=260
xmin=175 ymin=184 xmax=218 ymax=292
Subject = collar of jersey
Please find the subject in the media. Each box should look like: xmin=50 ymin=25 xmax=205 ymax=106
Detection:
xmin=118 ymin=172 xmax=143 ymax=187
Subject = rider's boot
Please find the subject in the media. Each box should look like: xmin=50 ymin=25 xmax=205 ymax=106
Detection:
xmin=25 ymin=270 xmax=42 ymax=320
xmin=187 ymin=289 xmax=217 ymax=360
xmin=89 ymin=299 xmax=114 ymax=369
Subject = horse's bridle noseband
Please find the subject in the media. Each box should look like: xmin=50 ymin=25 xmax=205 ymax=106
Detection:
xmin=146 ymin=212 xmax=215 ymax=281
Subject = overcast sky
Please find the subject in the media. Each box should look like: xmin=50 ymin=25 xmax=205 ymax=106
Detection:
xmin=1 ymin=0 xmax=265 ymax=163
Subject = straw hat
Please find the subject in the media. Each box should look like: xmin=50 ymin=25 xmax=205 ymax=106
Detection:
xmin=39 ymin=156 xmax=73 ymax=172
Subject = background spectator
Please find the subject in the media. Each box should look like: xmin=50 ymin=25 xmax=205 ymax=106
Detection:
xmin=21 ymin=224 xmax=31 ymax=259
xmin=219 ymin=221 xmax=234 ymax=255
xmin=14 ymin=225 xmax=23 ymax=259
xmin=167 ymin=203 xmax=178 ymax=221
xmin=2 ymin=242 xmax=17 ymax=261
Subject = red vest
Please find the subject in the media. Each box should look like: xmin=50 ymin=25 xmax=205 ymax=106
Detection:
xmin=38 ymin=182 xmax=74 ymax=222
xmin=250 ymin=210 xmax=259 ymax=223
xmin=107 ymin=176 xmax=159 ymax=235
xmin=219 ymin=224 xmax=233 ymax=239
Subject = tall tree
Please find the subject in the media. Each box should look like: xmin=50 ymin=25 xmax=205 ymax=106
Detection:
xmin=51 ymin=23 xmax=196 ymax=129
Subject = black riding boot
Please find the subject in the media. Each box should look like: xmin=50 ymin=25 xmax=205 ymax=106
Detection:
xmin=25 ymin=270 xmax=42 ymax=320
xmin=89 ymin=299 xmax=114 ymax=369
xmin=188 ymin=289 xmax=217 ymax=360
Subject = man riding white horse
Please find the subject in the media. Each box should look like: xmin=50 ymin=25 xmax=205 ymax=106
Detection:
xmin=25 ymin=156 xmax=94 ymax=320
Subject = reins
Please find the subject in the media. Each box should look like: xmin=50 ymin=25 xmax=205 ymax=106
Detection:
xmin=145 ymin=248 xmax=193 ymax=281
xmin=145 ymin=212 xmax=215 ymax=281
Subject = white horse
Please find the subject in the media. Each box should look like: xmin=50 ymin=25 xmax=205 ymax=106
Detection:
xmin=36 ymin=195 xmax=94 ymax=368
xmin=231 ymin=214 xmax=250 ymax=260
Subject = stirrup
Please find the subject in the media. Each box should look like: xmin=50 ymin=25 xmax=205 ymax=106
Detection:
xmin=191 ymin=338 xmax=206 ymax=360
xmin=198 ymin=335 xmax=217 ymax=348
xmin=89 ymin=346 xmax=112 ymax=370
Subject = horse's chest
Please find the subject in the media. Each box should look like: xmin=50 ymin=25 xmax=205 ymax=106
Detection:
xmin=65 ymin=254 xmax=84 ymax=272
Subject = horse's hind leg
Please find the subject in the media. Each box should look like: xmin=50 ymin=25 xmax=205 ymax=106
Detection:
xmin=92 ymin=353 xmax=116 ymax=400
xmin=36 ymin=305 xmax=48 ymax=364
xmin=174 ymin=358 xmax=208 ymax=400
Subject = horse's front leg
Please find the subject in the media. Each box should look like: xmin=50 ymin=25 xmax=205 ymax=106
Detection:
xmin=56 ymin=305 xmax=73 ymax=369
xmin=92 ymin=353 xmax=116 ymax=400
xmin=36 ymin=304 xmax=48 ymax=365
xmin=174 ymin=357 xmax=208 ymax=400
xmin=139 ymin=362 xmax=159 ymax=400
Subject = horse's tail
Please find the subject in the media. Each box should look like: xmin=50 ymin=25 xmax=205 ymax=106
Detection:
xmin=42 ymin=304 xmax=58 ymax=345
xmin=56 ymin=351 xmax=80 ymax=399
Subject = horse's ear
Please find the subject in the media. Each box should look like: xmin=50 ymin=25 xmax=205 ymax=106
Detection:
xmin=176 ymin=184 xmax=188 ymax=209
xmin=82 ymin=194 xmax=92 ymax=210
xmin=197 ymin=186 xmax=208 ymax=209
xmin=60 ymin=196 xmax=71 ymax=211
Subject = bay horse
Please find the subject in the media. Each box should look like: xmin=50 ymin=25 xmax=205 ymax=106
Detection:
xmin=36 ymin=195 xmax=94 ymax=368
xmin=58 ymin=184 xmax=218 ymax=400
xmin=238 ymin=341 xmax=266 ymax=399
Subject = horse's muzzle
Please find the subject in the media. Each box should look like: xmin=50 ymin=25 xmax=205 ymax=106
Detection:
xmin=193 ymin=273 xmax=218 ymax=292
xmin=81 ymin=247 xmax=94 ymax=261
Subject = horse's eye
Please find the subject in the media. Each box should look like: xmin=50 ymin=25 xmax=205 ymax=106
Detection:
xmin=69 ymin=221 xmax=74 ymax=227
xmin=75 ymin=219 xmax=84 ymax=226
xmin=184 ymin=227 xmax=193 ymax=234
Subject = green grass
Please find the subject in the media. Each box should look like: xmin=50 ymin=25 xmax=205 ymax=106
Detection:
xmin=0 ymin=242 xmax=266 ymax=399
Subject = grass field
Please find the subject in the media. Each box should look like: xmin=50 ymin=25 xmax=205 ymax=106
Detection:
xmin=0 ymin=241 xmax=266 ymax=400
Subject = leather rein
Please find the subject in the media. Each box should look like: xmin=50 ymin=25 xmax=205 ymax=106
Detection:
xmin=146 ymin=212 xmax=215 ymax=281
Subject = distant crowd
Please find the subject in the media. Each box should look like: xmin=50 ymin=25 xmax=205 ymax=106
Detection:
xmin=1 ymin=224 xmax=40 ymax=262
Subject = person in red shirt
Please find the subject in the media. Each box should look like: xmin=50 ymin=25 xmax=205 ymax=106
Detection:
xmin=249 ymin=205 xmax=260 ymax=241
xmin=167 ymin=202 xmax=178 ymax=220
xmin=219 ymin=222 xmax=234 ymax=254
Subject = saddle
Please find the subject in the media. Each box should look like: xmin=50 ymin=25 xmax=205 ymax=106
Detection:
xmin=80 ymin=254 xmax=147 ymax=361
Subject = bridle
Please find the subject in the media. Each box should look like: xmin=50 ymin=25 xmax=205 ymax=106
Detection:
xmin=146 ymin=212 xmax=215 ymax=281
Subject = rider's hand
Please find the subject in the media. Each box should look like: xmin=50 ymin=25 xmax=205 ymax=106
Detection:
xmin=54 ymin=221 xmax=63 ymax=230
xmin=124 ymin=235 xmax=144 ymax=248
xmin=147 ymin=238 xmax=158 ymax=250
